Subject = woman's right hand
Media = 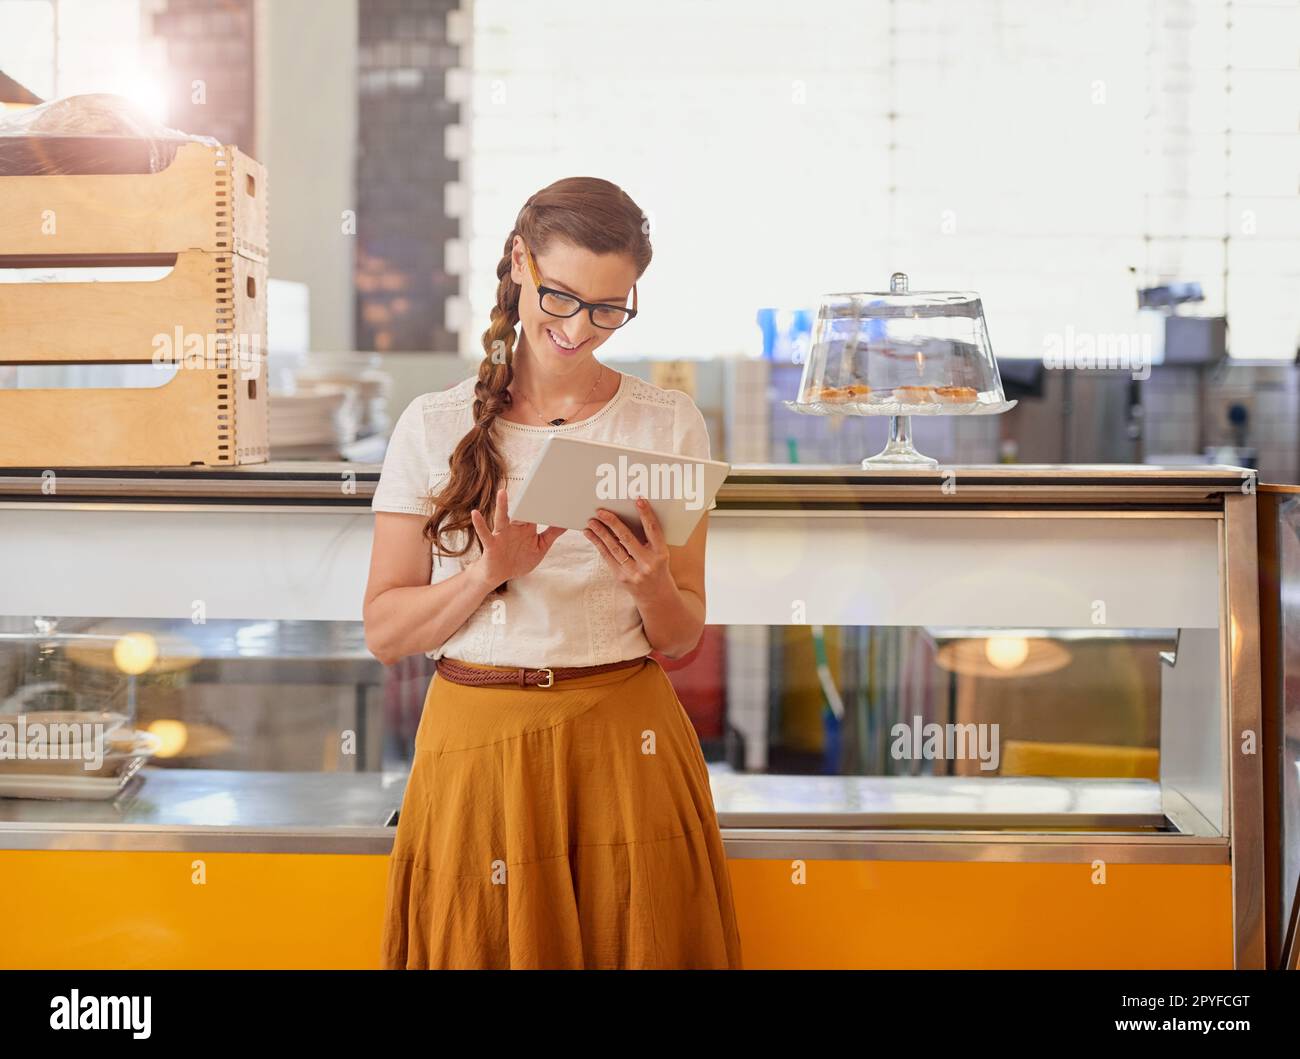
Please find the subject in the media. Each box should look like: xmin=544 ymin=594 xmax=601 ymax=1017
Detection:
xmin=469 ymin=486 xmax=567 ymax=590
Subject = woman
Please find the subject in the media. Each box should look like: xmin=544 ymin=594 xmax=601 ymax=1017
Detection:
xmin=363 ymin=177 xmax=743 ymax=970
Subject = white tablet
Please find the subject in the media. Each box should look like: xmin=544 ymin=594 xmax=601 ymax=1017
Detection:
xmin=507 ymin=435 xmax=730 ymax=547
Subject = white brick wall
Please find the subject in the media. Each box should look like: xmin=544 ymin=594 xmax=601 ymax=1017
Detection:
xmin=465 ymin=0 xmax=1300 ymax=363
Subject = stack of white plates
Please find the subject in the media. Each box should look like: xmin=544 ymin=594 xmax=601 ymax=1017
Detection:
xmin=294 ymin=354 xmax=393 ymax=438
xmin=268 ymin=385 xmax=359 ymax=458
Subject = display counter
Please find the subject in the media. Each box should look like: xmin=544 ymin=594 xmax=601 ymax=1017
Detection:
xmin=1254 ymin=485 xmax=1300 ymax=970
xmin=0 ymin=771 xmax=1195 ymax=843
xmin=0 ymin=462 xmax=1270 ymax=968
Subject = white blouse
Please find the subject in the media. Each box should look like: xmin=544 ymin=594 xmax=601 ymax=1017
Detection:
xmin=371 ymin=370 xmax=717 ymax=667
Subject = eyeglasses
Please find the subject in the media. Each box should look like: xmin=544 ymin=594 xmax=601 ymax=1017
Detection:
xmin=524 ymin=245 xmax=638 ymax=330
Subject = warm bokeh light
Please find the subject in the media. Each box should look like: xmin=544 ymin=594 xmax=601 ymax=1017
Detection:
xmin=985 ymin=636 xmax=1030 ymax=671
xmin=112 ymin=632 xmax=158 ymax=675
xmin=146 ymin=719 xmax=189 ymax=759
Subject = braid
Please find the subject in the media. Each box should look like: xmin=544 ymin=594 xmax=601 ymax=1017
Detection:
xmin=424 ymin=230 xmax=520 ymax=592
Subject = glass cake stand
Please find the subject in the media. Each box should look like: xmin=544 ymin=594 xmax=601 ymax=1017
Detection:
xmin=783 ymin=272 xmax=1015 ymax=467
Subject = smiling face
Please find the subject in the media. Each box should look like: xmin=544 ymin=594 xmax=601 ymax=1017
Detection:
xmin=509 ymin=235 xmax=640 ymax=376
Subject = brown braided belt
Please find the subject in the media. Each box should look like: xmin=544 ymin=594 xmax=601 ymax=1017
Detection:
xmin=435 ymin=654 xmax=649 ymax=688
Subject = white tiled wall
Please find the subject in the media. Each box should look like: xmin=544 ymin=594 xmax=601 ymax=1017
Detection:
xmin=465 ymin=0 xmax=1300 ymax=365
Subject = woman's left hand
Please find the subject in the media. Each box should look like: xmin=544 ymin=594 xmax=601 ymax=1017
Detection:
xmin=585 ymin=498 xmax=675 ymax=601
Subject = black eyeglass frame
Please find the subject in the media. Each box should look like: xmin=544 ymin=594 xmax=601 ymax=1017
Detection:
xmin=523 ymin=245 xmax=639 ymax=330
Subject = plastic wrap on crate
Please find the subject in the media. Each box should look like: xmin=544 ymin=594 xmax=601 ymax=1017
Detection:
xmin=0 ymin=93 xmax=220 ymax=176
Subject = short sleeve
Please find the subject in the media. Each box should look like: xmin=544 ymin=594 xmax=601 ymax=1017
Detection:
xmin=672 ymin=390 xmax=719 ymax=512
xmin=372 ymin=396 xmax=433 ymax=515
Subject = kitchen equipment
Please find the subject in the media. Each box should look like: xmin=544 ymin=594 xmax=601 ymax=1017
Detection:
xmin=784 ymin=272 xmax=1015 ymax=466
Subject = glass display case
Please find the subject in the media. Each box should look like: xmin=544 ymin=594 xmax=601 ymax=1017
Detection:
xmin=1255 ymin=485 xmax=1300 ymax=970
xmin=0 ymin=462 xmax=1268 ymax=969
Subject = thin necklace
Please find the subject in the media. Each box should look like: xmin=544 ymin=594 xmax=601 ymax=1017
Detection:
xmin=518 ymin=364 xmax=604 ymax=426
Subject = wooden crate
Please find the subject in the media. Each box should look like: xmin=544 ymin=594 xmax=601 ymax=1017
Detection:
xmin=0 ymin=141 xmax=267 ymax=260
xmin=0 ymin=251 xmax=265 ymax=364
xmin=0 ymin=142 xmax=269 ymax=467
xmin=0 ymin=366 xmax=266 ymax=467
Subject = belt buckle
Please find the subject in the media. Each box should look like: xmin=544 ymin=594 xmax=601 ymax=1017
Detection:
xmin=535 ymin=667 xmax=554 ymax=688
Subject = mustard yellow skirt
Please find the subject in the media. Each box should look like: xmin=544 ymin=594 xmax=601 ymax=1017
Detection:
xmin=380 ymin=656 xmax=744 ymax=969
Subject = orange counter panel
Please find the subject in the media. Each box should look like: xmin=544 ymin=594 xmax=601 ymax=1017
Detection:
xmin=0 ymin=851 xmax=1234 ymax=969
xmin=728 ymin=858 xmax=1235 ymax=969
xmin=2 ymin=850 xmax=390 ymax=970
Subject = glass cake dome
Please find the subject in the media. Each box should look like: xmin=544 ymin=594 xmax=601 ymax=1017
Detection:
xmin=784 ymin=272 xmax=1015 ymax=466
